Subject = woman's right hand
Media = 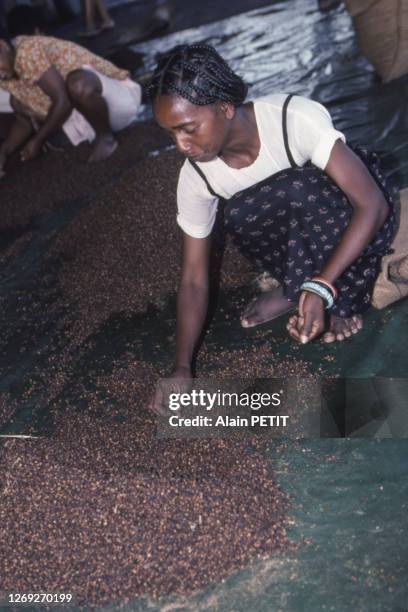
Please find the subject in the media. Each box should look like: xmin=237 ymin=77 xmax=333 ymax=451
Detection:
xmin=149 ymin=366 xmax=193 ymax=416
xmin=149 ymin=233 xmax=210 ymax=416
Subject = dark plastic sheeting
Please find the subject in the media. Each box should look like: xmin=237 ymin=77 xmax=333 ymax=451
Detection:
xmin=132 ymin=0 xmax=408 ymax=188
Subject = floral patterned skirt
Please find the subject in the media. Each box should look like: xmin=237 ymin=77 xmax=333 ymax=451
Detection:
xmin=223 ymin=148 xmax=395 ymax=318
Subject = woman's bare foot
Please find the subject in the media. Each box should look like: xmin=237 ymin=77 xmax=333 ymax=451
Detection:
xmin=241 ymin=285 xmax=295 ymax=328
xmin=323 ymin=314 xmax=363 ymax=343
xmin=88 ymin=133 xmax=118 ymax=162
xmin=286 ymin=312 xmax=363 ymax=343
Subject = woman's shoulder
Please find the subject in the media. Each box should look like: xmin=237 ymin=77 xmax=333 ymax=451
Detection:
xmin=253 ymin=93 xmax=328 ymax=114
xmin=178 ymin=159 xmax=217 ymax=201
xmin=178 ymin=158 xmax=200 ymax=185
xmin=253 ymin=93 xmax=288 ymax=112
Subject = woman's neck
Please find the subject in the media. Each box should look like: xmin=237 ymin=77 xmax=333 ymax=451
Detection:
xmin=219 ymin=102 xmax=260 ymax=169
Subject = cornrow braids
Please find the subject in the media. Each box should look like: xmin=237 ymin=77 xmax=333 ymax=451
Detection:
xmin=148 ymin=43 xmax=248 ymax=107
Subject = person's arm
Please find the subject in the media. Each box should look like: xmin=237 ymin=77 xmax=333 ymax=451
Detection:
xmin=20 ymin=66 xmax=72 ymax=161
xmin=151 ymin=232 xmax=211 ymax=413
xmin=290 ymin=139 xmax=389 ymax=343
xmin=0 ymin=116 xmax=32 ymax=175
xmin=0 ymin=97 xmax=34 ymax=174
xmin=316 ymin=140 xmax=388 ymax=282
xmin=173 ymin=232 xmax=212 ymax=375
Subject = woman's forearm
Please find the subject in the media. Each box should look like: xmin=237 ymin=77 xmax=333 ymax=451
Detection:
xmin=34 ymin=98 xmax=72 ymax=146
xmin=174 ymin=281 xmax=209 ymax=372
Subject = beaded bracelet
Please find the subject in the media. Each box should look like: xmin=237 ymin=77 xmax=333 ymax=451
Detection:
xmin=300 ymin=281 xmax=334 ymax=309
xmin=311 ymin=276 xmax=338 ymax=300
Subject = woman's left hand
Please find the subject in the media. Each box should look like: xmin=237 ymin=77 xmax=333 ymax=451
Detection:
xmin=286 ymin=291 xmax=325 ymax=344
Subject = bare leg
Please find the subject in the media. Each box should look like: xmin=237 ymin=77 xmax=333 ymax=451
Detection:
xmin=79 ymin=0 xmax=100 ymax=36
xmin=66 ymin=69 xmax=118 ymax=162
xmin=94 ymin=0 xmax=115 ymax=28
xmin=1 ymin=114 xmax=33 ymax=155
xmin=1 ymin=97 xmax=35 ymax=175
xmin=84 ymin=0 xmax=95 ymax=31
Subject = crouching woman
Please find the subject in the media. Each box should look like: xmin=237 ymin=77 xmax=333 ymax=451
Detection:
xmin=149 ymin=43 xmax=394 ymax=403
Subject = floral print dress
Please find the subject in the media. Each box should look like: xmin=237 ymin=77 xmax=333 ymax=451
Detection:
xmin=189 ymin=95 xmax=395 ymax=318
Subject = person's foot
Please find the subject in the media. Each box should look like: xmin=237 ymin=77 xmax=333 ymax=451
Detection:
xmin=286 ymin=312 xmax=363 ymax=343
xmin=241 ymin=285 xmax=295 ymax=328
xmin=88 ymin=133 xmax=118 ymax=162
xmin=322 ymin=314 xmax=363 ymax=343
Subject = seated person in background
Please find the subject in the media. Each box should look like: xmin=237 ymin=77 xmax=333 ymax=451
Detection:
xmin=0 ymin=34 xmax=141 ymax=173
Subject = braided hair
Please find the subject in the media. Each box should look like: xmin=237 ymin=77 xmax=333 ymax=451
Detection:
xmin=149 ymin=44 xmax=248 ymax=107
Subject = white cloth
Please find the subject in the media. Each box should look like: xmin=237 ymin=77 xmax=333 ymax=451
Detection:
xmin=62 ymin=65 xmax=142 ymax=146
xmin=1 ymin=38 xmax=15 ymax=114
xmin=0 ymin=88 xmax=12 ymax=113
xmin=176 ymin=93 xmax=346 ymax=239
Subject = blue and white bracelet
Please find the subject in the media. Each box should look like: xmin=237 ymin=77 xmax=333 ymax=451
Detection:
xmin=300 ymin=280 xmax=335 ymax=309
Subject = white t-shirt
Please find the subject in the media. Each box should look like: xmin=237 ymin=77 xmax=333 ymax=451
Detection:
xmin=176 ymin=93 xmax=346 ymax=239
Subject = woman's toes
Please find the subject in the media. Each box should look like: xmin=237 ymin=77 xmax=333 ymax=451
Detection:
xmin=240 ymin=311 xmax=264 ymax=328
xmin=352 ymin=315 xmax=363 ymax=329
xmin=240 ymin=313 xmax=252 ymax=327
xmin=323 ymin=314 xmax=364 ymax=344
xmin=240 ymin=312 xmax=262 ymax=328
xmin=240 ymin=302 xmax=258 ymax=327
xmin=347 ymin=315 xmax=363 ymax=335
